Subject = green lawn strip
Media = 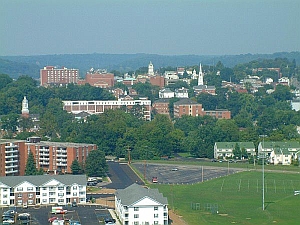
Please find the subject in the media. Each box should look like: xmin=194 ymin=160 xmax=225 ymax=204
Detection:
xmin=153 ymin=171 xmax=300 ymax=225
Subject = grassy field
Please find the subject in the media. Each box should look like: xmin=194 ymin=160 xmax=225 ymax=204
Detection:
xmin=154 ymin=171 xmax=300 ymax=225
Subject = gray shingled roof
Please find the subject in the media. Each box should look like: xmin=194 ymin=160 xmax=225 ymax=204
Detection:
xmin=115 ymin=184 xmax=168 ymax=206
xmin=0 ymin=175 xmax=86 ymax=187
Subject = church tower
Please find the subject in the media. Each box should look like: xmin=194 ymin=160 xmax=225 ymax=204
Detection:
xmin=21 ymin=96 xmax=29 ymax=118
xmin=148 ymin=61 xmax=154 ymax=76
xmin=198 ymin=63 xmax=204 ymax=86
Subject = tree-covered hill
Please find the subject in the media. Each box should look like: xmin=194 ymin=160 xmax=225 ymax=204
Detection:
xmin=1 ymin=52 xmax=299 ymax=79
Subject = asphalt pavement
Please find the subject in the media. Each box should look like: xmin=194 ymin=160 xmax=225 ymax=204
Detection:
xmin=105 ymin=161 xmax=144 ymax=189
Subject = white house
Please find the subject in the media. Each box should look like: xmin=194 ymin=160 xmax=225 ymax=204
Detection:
xmin=214 ymin=142 xmax=256 ymax=159
xmin=164 ymin=71 xmax=178 ymax=80
xmin=115 ymin=184 xmax=168 ymax=225
xmin=257 ymin=141 xmax=300 ymax=165
xmin=0 ymin=175 xmax=86 ymax=207
xmin=175 ymin=87 xmax=189 ymax=98
xmin=159 ymin=88 xmax=174 ymax=99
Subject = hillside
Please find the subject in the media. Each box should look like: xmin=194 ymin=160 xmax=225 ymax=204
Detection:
xmin=0 ymin=52 xmax=299 ymax=78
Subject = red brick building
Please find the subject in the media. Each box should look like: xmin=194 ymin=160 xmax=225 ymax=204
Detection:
xmin=84 ymin=72 xmax=114 ymax=88
xmin=0 ymin=138 xmax=97 ymax=176
xmin=149 ymin=75 xmax=165 ymax=88
xmin=152 ymin=99 xmax=170 ymax=116
xmin=173 ymin=99 xmax=204 ymax=118
xmin=40 ymin=66 xmax=79 ymax=86
xmin=204 ymin=110 xmax=231 ymax=119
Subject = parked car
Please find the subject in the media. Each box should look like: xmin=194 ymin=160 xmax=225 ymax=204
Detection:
xmin=48 ymin=216 xmax=61 ymax=223
xmin=171 ymin=168 xmax=178 ymax=171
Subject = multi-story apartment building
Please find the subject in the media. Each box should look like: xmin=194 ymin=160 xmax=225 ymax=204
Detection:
xmin=173 ymin=99 xmax=204 ymax=118
xmin=152 ymin=99 xmax=170 ymax=116
xmin=0 ymin=175 xmax=86 ymax=206
xmin=25 ymin=137 xmax=97 ymax=174
xmin=40 ymin=66 xmax=79 ymax=86
xmin=115 ymin=184 xmax=168 ymax=225
xmin=63 ymin=99 xmax=152 ymax=121
xmin=0 ymin=138 xmax=96 ymax=176
xmin=83 ymin=72 xmax=114 ymax=88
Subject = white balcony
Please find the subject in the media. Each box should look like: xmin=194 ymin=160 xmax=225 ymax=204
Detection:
xmin=5 ymin=149 xmax=18 ymax=154
xmin=57 ymin=162 xmax=67 ymax=166
xmin=56 ymin=153 xmax=67 ymax=157
xmin=39 ymin=152 xmax=49 ymax=156
xmin=5 ymin=154 xmax=18 ymax=159
xmin=56 ymin=149 xmax=67 ymax=154
xmin=39 ymin=157 xmax=49 ymax=161
xmin=56 ymin=158 xmax=67 ymax=162
xmin=40 ymin=161 xmax=50 ymax=165
xmin=39 ymin=148 xmax=50 ymax=152
xmin=5 ymin=164 xmax=18 ymax=169
xmin=5 ymin=159 xmax=18 ymax=164
xmin=5 ymin=169 xmax=18 ymax=174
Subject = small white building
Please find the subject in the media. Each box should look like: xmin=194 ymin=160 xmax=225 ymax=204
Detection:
xmin=164 ymin=71 xmax=178 ymax=80
xmin=159 ymin=88 xmax=174 ymax=99
xmin=115 ymin=184 xmax=168 ymax=225
xmin=175 ymin=87 xmax=189 ymax=98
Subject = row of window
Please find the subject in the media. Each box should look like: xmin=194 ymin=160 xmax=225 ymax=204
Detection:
xmin=14 ymin=186 xmax=82 ymax=192
xmin=133 ymin=214 xmax=159 ymax=218
xmin=134 ymin=206 xmax=159 ymax=211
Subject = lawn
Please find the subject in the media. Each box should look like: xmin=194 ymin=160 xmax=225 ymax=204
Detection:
xmin=155 ymin=171 xmax=300 ymax=225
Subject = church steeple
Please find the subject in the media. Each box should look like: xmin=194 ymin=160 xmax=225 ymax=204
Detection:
xmin=21 ymin=96 xmax=29 ymax=118
xmin=198 ymin=63 xmax=204 ymax=86
xmin=148 ymin=61 xmax=154 ymax=76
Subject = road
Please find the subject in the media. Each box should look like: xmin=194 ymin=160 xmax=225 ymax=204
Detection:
xmin=105 ymin=161 xmax=144 ymax=189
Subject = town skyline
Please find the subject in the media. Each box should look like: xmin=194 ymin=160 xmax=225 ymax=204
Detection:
xmin=1 ymin=0 xmax=299 ymax=56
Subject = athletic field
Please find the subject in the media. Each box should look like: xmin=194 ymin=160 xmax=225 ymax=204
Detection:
xmin=155 ymin=171 xmax=300 ymax=225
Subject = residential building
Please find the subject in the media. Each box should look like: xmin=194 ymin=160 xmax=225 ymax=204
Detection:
xmin=152 ymin=99 xmax=170 ymax=116
xmin=193 ymin=85 xmax=216 ymax=95
xmin=40 ymin=66 xmax=79 ymax=87
xmin=173 ymin=99 xmax=203 ymax=118
xmin=0 ymin=175 xmax=86 ymax=206
xmin=115 ymin=184 xmax=168 ymax=225
xmin=257 ymin=141 xmax=300 ymax=165
xmin=175 ymin=87 xmax=189 ymax=98
xmin=0 ymin=138 xmax=96 ymax=176
xmin=164 ymin=71 xmax=178 ymax=80
xmin=63 ymin=99 xmax=152 ymax=121
xmin=204 ymin=110 xmax=231 ymax=119
xmin=214 ymin=142 xmax=256 ymax=159
xmin=159 ymin=88 xmax=174 ymax=99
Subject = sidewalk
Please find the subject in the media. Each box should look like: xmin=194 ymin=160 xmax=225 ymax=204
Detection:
xmin=108 ymin=209 xmax=121 ymax=225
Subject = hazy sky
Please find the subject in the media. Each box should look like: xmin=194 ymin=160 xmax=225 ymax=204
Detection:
xmin=1 ymin=0 xmax=299 ymax=56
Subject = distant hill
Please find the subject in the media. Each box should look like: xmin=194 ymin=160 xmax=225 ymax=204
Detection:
xmin=0 ymin=52 xmax=299 ymax=78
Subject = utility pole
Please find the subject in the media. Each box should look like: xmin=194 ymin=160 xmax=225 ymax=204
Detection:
xmin=127 ymin=146 xmax=131 ymax=165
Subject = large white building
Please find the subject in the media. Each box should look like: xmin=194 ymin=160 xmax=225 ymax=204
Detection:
xmin=0 ymin=175 xmax=87 ymax=207
xmin=63 ymin=99 xmax=152 ymax=121
xmin=115 ymin=184 xmax=168 ymax=225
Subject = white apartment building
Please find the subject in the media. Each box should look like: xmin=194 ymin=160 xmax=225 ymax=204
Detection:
xmin=0 ymin=175 xmax=86 ymax=207
xmin=115 ymin=184 xmax=168 ymax=225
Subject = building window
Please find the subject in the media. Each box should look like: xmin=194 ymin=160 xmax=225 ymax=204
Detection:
xmin=154 ymin=222 xmax=159 ymax=225
xmin=17 ymin=187 xmax=23 ymax=191
xmin=42 ymin=193 xmax=47 ymax=196
xmin=28 ymin=193 xmax=33 ymax=198
xmin=154 ymin=206 xmax=158 ymax=210
xmin=3 ymin=188 xmax=8 ymax=192
xmin=18 ymin=194 xmax=22 ymax=198
xmin=49 ymin=198 xmax=55 ymax=203
xmin=73 ymin=193 xmax=77 ymax=196
xmin=134 ymin=207 xmax=139 ymax=211
xmin=58 ymin=187 xmax=64 ymax=191
xmin=58 ymin=193 xmax=64 ymax=197
xmin=134 ymin=222 xmax=139 ymax=225
xmin=42 ymin=199 xmax=47 ymax=203
xmin=42 ymin=187 xmax=47 ymax=191
xmin=154 ymin=214 xmax=158 ymax=218
xmin=73 ymin=186 xmax=78 ymax=190
xmin=3 ymin=201 xmax=7 ymax=204
xmin=27 ymin=187 xmax=33 ymax=191
xmin=134 ymin=214 xmax=139 ymax=218
xmin=28 ymin=200 xmax=34 ymax=204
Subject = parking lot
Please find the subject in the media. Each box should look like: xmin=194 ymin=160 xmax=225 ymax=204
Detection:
xmin=133 ymin=162 xmax=245 ymax=184
xmin=0 ymin=205 xmax=114 ymax=225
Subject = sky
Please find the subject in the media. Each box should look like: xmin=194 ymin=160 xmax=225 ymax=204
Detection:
xmin=1 ymin=0 xmax=299 ymax=56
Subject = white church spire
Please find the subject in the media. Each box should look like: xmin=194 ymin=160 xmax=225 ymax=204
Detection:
xmin=198 ymin=63 xmax=204 ymax=86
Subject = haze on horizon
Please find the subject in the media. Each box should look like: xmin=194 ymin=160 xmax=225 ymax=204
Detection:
xmin=1 ymin=0 xmax=299 ymax=56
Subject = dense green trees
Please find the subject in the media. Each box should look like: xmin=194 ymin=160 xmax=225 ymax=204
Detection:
xmin=0 ymin=56 xmax=300 ymax=160
xmin=85 ymin=150 xmax=108 ymax=177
